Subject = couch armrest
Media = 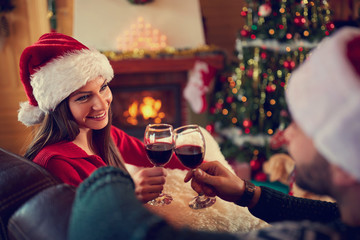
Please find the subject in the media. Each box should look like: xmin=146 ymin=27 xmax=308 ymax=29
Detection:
xmin=8 ymin=184 xmax=75 ymax=240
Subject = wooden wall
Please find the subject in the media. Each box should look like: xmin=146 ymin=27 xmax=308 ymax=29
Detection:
xmin=0 ymin=0 xmax=354 ymax=155
xmin=0 ymin=0 xmax=50 ymax=154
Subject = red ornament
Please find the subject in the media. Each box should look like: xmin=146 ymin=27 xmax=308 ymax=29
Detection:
xmin=326 ymin=22 xmax=335 ymax=31
xmin=254 ymin=172 xmax=267 ymax=182
xmin=240 ymin=29 xmax=250 ymax=37
xmin=266 ymin=84 xmax=276 ymax=93
xmin=246 ymin=69 xmax=253 ymax=77
xmin=205 ymin=124 xmax=215 ymax=134
xmin=243 ymin=119 xmax=253 ymax=128
xmin=250 ymin=159 xmax=261 ymax=171
xmin=294 ymin=16 xmax=306 ymax=27
xmin=260 ymin=52 xmax=267 ymax=59
xmin=215 ymin=102 xmax=223 ymax=109
xmin=244 ymin=128 xmax=251 ymax=134
xmin=241 ymin=10 xmax=248 ymax=17
xmin=283 ymin=60 xmax=295 ymax=70
xmin=226 ymin=96 xmax=234 ymax=103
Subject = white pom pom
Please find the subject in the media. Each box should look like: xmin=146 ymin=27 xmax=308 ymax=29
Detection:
xmin=18 ymin=102 xmax=45 ymax=126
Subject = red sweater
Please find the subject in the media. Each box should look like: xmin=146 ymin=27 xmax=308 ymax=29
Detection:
xmin=33 ymin=126 xmax=186 ymax=186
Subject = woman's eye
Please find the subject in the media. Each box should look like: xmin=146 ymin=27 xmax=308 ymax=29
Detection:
xmin=100 ymin=83 xmax=108 ymax=91
xmin=76 ymin=95 xmax=89 ymax=102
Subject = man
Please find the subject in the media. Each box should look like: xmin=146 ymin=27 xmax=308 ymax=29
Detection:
xmin=69 ymin=27 xmax=360 ymax=239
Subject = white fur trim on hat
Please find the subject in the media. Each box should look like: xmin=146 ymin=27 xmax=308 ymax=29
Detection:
xmin=31 ymin=48 xmax=113 ymax=114
xmin=286 ymin=27 xmax=360 ymax=181
xmin=18 ymin=101 xmax=45 ymax=126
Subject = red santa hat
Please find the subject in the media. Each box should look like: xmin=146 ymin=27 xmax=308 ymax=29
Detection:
xmin=18 ymin=32 xmax=114 ymax=126
xmin=286 ymin=27 xmax=360 ymax=181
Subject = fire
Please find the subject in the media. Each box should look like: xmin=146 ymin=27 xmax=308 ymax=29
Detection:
xmin=124 ymin=96 xmax=165 ymax=125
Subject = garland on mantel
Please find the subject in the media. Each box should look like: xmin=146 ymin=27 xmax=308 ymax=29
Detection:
xmin=102 ymin=45 xmax=224 ymax=60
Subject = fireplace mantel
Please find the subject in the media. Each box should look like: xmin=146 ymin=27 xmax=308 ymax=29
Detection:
xmin=109 ymin=54 xmax=225 ymax=74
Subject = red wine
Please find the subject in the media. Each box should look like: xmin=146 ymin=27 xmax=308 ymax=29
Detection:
xmin=145 ymin=142 xmax=173 ymax=166
xmin=175 ymin=145 xmax=204 ymax=169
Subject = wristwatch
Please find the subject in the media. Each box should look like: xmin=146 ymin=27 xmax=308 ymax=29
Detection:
xmin=236 ymin=179 xmax=256 ymax=207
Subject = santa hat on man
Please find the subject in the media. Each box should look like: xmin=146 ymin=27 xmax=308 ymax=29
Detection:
xmin=286 ymin=27 xmax=360 ymax=181
xmin=18 ymin=32 xmax=114 ymax=126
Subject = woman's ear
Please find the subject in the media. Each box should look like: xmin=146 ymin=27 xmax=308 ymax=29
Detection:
xmin=331 ymin=164 xmax=357 ymax=187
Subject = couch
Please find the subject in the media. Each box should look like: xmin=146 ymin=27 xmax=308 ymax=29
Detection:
xmin=0 ymin=147 xmax=75 ymax=240
xmin=0 ymin=127 xmax=269 ymax=239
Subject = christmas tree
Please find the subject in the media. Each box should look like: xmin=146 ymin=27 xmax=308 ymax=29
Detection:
xmin=208 ymin=0 xmax=335 ymax=180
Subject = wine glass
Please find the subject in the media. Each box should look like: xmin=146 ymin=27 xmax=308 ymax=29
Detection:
xmin=144 ymin=123 xmax=174 ymax=206
xmin=173 ymin=124 xmax=216 ymax=209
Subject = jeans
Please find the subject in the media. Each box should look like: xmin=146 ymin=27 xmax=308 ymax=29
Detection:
xmin=68 ymin=166 xmax=236 ymax=240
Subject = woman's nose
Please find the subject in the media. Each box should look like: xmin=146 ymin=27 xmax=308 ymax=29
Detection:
xmin=92 ymin=93 xmax=109 ymax=110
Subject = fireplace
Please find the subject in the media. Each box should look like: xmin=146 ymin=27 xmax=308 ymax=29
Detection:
xmin=111 ymin=82 xmax=184 ymax=138
xmin=109 ymin=55 xmax=224 ymax=139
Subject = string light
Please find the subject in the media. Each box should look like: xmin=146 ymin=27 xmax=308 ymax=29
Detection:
xmin=116 ymin=17 xmax=168 ymax=52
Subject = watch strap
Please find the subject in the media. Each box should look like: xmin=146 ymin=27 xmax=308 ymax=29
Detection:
xmin=236 ymin=179 xmax=256 ymax=207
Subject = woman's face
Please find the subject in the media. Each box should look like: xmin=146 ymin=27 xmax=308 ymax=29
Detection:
xmin=68 ymin=76 xmax=112 ymax=131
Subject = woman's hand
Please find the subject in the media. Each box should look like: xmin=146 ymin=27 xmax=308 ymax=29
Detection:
xmin=132 ymin=167 xmax=167 ymax=203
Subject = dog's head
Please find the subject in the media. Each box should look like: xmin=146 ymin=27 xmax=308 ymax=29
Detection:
xmin=263 ymin=153 xmax=295 ymax=185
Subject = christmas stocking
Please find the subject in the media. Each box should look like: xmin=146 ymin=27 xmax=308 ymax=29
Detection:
xmin=184 ymin=61 xmax=216 ymax=113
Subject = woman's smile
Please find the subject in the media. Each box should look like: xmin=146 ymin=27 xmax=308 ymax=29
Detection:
xmin=87 ymin=111 xmax=107 ymax=120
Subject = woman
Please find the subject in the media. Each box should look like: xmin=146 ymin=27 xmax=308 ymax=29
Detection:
xmin=18 ymin=32 xmax=186 ymax=203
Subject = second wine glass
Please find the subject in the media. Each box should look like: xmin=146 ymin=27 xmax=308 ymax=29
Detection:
xmin=144 ymin=123 xmax=174 ymax=206
xmin=173 ymin=124 xmax=216 ymax=209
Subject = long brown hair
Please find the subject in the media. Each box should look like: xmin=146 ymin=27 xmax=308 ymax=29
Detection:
xmin=24 ymin=98 xmax=127 ymax=171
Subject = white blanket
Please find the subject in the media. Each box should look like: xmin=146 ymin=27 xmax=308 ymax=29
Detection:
xmin=126 ymin=127 xmax=269 ymax=233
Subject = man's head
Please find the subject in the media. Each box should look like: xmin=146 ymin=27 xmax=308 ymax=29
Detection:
xmin=284 ymin=27 xmax=360 ymax=194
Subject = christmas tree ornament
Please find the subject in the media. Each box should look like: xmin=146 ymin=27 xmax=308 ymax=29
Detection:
xmin=240 ymin=29 xmax=250 ymax=37
xmin=258 ymin=4 xmax=272 ymax=17
xmin=205 ymin=124 xmax=215 ymax=134
xmin=294 ymin=16 xmax=306 ymax=27
xmin=243 ymin=119 xmax=253 ymax=128
xmin=254 ymin=172 xmax=267 ymax=182
xmin=250 ymin=159 xmax=261 ymax=172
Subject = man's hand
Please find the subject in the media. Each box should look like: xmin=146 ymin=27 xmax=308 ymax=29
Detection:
xmin=184 ymin=161 xmax=245 ymax=203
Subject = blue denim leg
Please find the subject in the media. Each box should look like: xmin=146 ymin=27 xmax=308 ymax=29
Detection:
xmin=68 ymin=166 xmax=237 ymax=240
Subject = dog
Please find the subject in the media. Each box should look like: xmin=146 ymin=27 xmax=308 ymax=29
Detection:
xmin=263 ymin=153 xmax=334 ymax=202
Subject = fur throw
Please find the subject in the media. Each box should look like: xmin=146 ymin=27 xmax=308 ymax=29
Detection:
xmin=126 ymin=127 xmax=269 ymax=233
